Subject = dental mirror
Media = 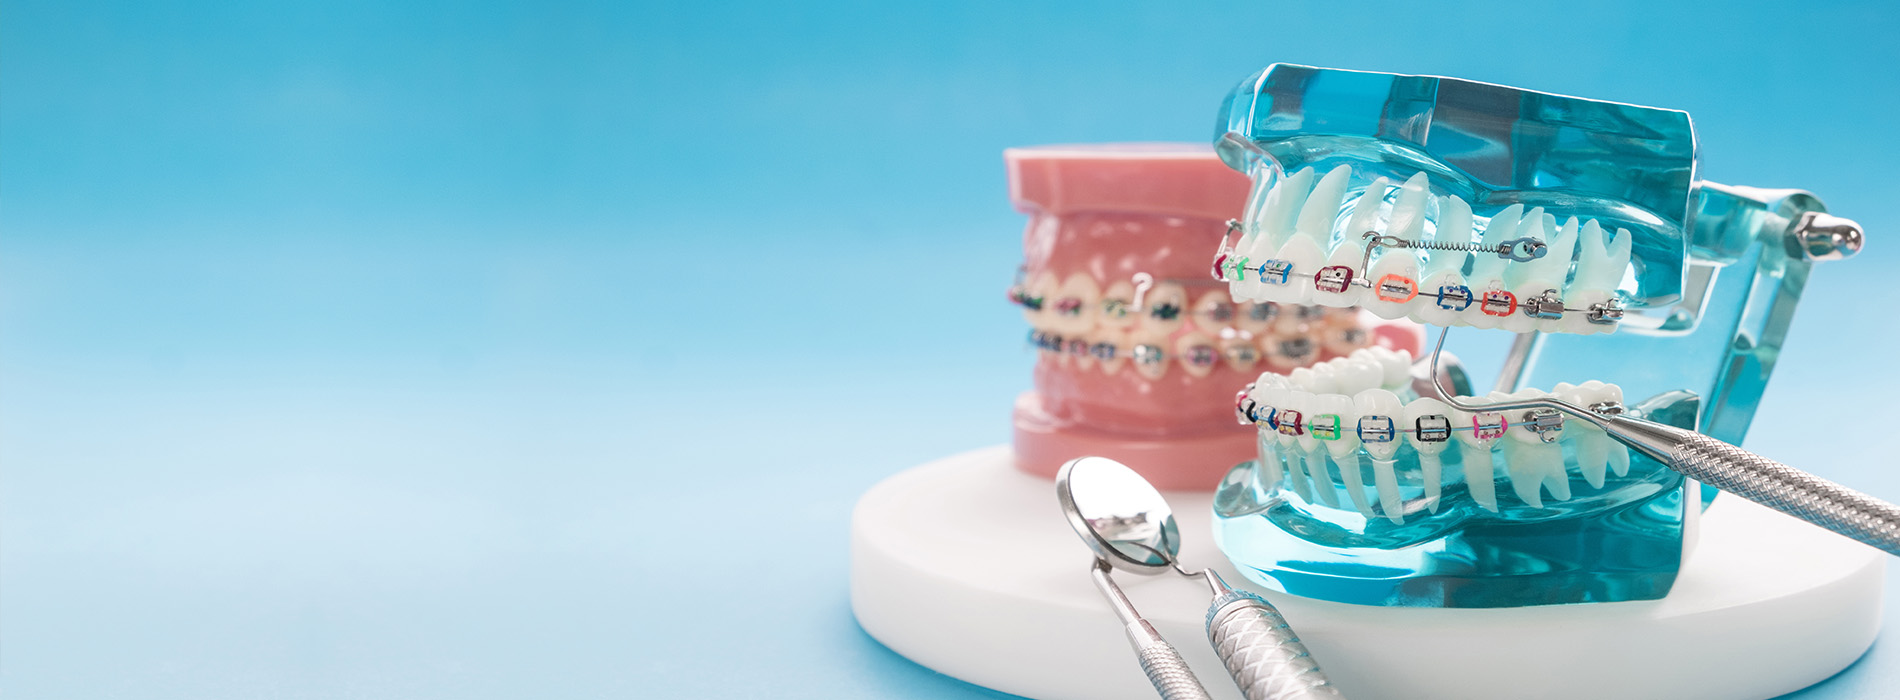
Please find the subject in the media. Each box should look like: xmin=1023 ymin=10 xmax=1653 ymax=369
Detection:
xmin=1056 ymin=456 xmax=1347 ymax=698
xmin=1057 ymin=455 xmax=1182 ymax=574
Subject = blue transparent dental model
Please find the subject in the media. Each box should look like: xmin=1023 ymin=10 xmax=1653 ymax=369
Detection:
xmin=1207 ymin=64 xmax=1863 ymax=607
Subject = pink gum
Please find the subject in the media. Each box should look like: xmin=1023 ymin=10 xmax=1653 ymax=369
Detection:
xmin=1005 ymin=144 xmax=1421 ymax=491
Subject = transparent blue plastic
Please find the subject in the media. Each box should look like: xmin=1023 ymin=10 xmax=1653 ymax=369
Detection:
xmin=1210 ymin=65 xmax=1832 ymax=607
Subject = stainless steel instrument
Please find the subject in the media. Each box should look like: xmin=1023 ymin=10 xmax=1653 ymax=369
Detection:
xmin=1058 ymin=456 xmax=1345 ymax=700
xmin=1427 ymin=329 xmax=1900 ymax=556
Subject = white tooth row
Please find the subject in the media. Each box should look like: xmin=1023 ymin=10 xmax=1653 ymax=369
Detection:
xmin=1237 ymin=356 xmax=1632 ymax=523
xmin=1216 ymin=166 xmax=1633 ymax=335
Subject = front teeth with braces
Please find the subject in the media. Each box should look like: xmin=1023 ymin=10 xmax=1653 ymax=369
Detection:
xmin=1214 ymin=166 xmax=1633 ymax=334
xmin=1235 ymin=348 xmax=1633 ymax=523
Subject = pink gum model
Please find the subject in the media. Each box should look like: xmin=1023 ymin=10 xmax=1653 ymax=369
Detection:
xmin=1007 ymin=144 xmax=1422 ymax=490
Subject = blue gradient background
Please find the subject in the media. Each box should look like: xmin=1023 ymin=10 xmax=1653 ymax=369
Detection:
xmin=3 ymin=1 xmax=1896 ymax=697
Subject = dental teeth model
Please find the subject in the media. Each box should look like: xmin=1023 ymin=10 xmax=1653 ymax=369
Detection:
xmin=1235 ymin=351 xmax=1633 ymax=522
xmin=1003 ymin=144 xmax=1423 ymax=490
xmin=1214 ymin=171 xmax=1632 ymax=334
xmin=1206 ymin=64 xmax=1864 ymax=608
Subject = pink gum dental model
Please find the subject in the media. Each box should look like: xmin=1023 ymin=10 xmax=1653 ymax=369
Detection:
xmin=1006 ymin=144 xmax=1423 ymax=490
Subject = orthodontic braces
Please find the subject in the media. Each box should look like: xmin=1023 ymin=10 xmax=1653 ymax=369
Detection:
xmin=1235 ymin=387 xmax=1585 ymax=444
xmin=1209 ymin=221 xmax=1626 ymax=326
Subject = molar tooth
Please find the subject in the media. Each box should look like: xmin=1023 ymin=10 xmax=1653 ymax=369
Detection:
xmin=1487 ymin=390 xmax=1549 ymax=507
xmin=1402 ymin=397 xmax=1452 ymax=512
xmin=1556 ymin=380 xmax=1629 ymax=484
xmin=1561 ymin=222 xmax=1633 ymax=335
xmin=1463 ymin=205 xmax=1526 ymax=330
xmin=1364 ymin=175 xmax=1429 ymax=320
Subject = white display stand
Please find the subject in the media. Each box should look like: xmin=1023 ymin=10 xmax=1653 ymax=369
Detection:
xmin=851 ymin=445 xmax=1886 ymax=700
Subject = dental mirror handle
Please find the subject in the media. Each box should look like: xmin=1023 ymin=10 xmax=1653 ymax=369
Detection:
xmin=1206 ymin=590 xmax=1345 ymax=700
xmin=1607 ymin=416 xmax=1900 ymax=556
xmin=1089 ymin=560 xmax=1215 ymax=700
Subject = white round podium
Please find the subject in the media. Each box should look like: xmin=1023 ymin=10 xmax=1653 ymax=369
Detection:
xmin=851 ymin=446 xmax=1885 ymax=700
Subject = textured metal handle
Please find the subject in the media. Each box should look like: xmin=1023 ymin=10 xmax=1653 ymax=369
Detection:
xmin=1671 ymin=430 xmax=1900 ymax=556
xmin=1125 ymin=620 xmax=1213 ymax=700
xmin=1206 ymin=592 xmax=1344 ymax=700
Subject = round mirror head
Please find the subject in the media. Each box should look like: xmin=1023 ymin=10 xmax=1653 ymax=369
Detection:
xmin=1055 ymin=456 xmax=1181 ymax=575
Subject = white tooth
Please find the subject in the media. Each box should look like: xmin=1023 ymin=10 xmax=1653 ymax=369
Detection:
xmin=1285 ymin=390 xmax=1341 ymax=508
xmin=1261 ymin=384 xmax=1296 ymax=450
xmin=1354 ymin=389 xmax=1405 ymax=461
xmin=1256 ymin=429 xmax=1290 ymax=498
xmin=1556 ymin=380 xmax=1627 ymax=485
xmin=1314 ymin=394 xmax=1376 ymax=519
xmin=1459 ymin=441 xmax=1499 ymax=512
xmin=1318 ymin=393 xmax=1359 ymax=459
xmin=1287 ymin=367 xmax=1321 ymax=393
xmin=1330 ymin=450 xmax=1376 ymax=520
xmin=1354 ymin=389 xmax=1406 ymax=524
xmin=1365 ymin=345 xmax=1413 ymax=390
xmin=1342 ymin=177 xmax=1389 ymax=240
xmin=1561 ymin=222 xmax=1633 ymax=335
xmin=1499 ymin=438 xmax=1566 ymax=506
xmin=1227 ymin=166 xmax=1270 ymax=301
xmin=1333 ymin=357 xmax=1382 ymax=396
xmin=1239 ymin=168 xmax=1315 ymax=301
xmin=1411 ymin=195 xmax=1474 ymax=328
xmin=1294 ymin=166 xmax=1350 ymax=244
xmin=1364 ymin=175 xmax=1429 ymax=320
xmin=1463 ymin=205 xmax=1525 ymax=330
xmin=1290 ymin=390 xmax=1320 ymax=454
xmin=1370 ymin=456 xmax=1404 ymax=524
xmin=1403 ymin=397 xmax=1452 ymax=512
xmin=1452 ymin=402 xmax=1505 ymax=511
xmin=1483 ymin=391 xmax=1545 ymax=507
xmin=1505 ymin=214 xmax=1577 ymax=334
xmin=1269 ymin=234 xmax=1327 ymax=304
xmin=1313 ymin=237 xmax=1369 ymax=308
xmin=1309 ymin=363 xmax=1342 ymax=395
xmin=1299 ymin=167 xmax=1362 ymax=308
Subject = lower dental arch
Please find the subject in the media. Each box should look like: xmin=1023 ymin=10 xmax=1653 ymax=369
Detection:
xmin=1236 ymin=348 xmax=1634 ymax=524
xmin=1212 ymin=165 xmax=1636 ymax=334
